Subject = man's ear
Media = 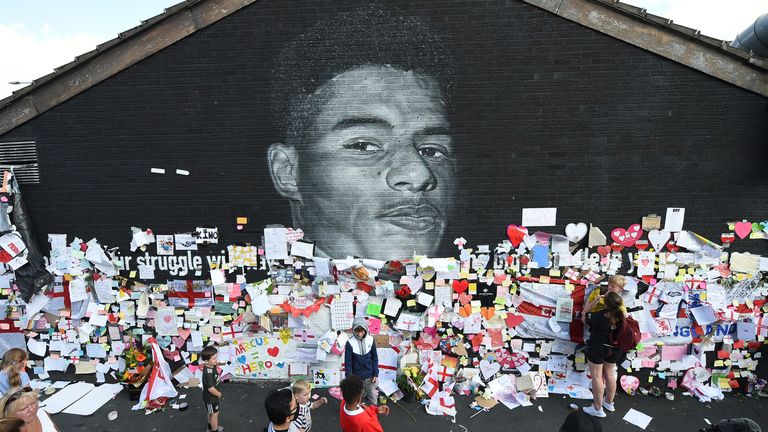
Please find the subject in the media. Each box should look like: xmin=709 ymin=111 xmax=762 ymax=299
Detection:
xmin=267 ymin=143 xmax=302 ymax=201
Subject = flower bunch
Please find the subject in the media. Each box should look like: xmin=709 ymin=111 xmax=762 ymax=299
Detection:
xmin=120 ymin=337 xmax=152 ymax=387
xmin=395 ymin=286 xmax=411 ymax=299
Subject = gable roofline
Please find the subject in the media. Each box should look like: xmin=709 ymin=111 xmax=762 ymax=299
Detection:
xmin=0 ymin=0 xmax=259 ymax=136
xmin=0 ymin=0 xmax=766 ymax=137
xmin=523 ymin=0 xmax=768 ymax=95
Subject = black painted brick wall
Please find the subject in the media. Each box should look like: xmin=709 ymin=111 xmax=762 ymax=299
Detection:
xmin=1 ymin=0 xmax=767 ymax=256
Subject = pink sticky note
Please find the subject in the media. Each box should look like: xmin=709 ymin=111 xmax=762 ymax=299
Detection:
xmin=368 ymin=318 xmax=381 ymax=335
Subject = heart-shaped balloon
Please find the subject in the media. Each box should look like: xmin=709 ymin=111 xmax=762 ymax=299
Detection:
xmin=620 ymin=375 xmax=640 ymax=395
xmin=506 ymin=224 xmax=528 ymax=247
xmin=565 ymin=222 xmax=588 ymax=243
xmin=597 ymin=245 xmax=611 ymax=257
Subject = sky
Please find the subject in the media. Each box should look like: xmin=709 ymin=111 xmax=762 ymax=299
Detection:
xmin=0 ymin=0 xmax=766 ymax=100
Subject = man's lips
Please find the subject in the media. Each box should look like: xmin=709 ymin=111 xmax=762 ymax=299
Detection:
xmin=378 ymin=205 xmax=442 ymax=232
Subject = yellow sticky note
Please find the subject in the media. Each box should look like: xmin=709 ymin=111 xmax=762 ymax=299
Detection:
xmin=426 ymin=282 xmax=434 ymax=290
xmin=687 ymin=268 xmax=695 ymax=275
xmin=236 ymin=217 xmax=248 ymax=224
xmin=469 ymin=283 xmax=477 ymax=294
xmin=648 ymin=376 xmax=654 ymax=383
xmin=714 ymin=360 xmax=724 ymax=367
xmin=129 ymin=271 xmax=137 ymax=278
xmin=746 ymin=299 xmax=754 ymax=309
xmin=406 ymin=299 xmax=416 ymax=307
xmin=549 ymin=269 xmax=561 ymax=277
xmin=718 ymin=378 xmax=730 ymax=389
xmin=539 ymin=275 xmax=551 ymax=284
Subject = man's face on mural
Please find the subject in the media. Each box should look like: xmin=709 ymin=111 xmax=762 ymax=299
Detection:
xmin=269 ymin=65 xmax=456 ymax=260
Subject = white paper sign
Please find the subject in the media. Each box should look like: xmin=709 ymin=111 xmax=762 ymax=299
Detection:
xmin=664 ymin=208 xmax=685 ymax=232
xmin=522 ymin=208 xmax=557 ymax=227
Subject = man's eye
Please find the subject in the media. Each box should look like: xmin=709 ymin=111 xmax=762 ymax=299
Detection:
xmin=343 ymin=141 xmax=381 ymax=152
xmin=418 ymin=145 xmax=451 ymax=159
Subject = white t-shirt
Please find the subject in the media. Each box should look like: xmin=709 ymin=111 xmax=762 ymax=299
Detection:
xmin=267 ymin=422 xmax=301 ymax=432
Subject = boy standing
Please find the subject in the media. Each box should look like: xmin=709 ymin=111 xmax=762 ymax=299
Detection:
xmin=344 ymin=317 xmax=379 ymax=405
xmin=292 ymin=379 xmax=327 ymax=432
xmin=339 ymin=375 xmax=389 ymax=432
xmin=201 ymin=346 xmax=223 ymax=432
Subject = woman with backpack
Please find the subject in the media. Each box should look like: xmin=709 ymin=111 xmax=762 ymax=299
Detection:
xmin=582 ymin=291 xmax=627 ymax=418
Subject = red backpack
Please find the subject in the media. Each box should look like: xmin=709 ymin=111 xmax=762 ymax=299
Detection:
xmin=611 ymin=316 xmax=641 ymax=352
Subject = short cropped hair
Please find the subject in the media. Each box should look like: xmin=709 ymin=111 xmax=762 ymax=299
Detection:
xmin=292 ymin=379 xmax=310 ymax=394
xmin=270 ymin=4 xmax=453 ymax=144
xmin=340 ymin=375 xmax=363 ymax=403
xmin=607 ymin=275 xmax=627 ymax=289
xmin=265 ymin=388 xmax=294 ymax=424
xmin=201 ymin=346 xmax=218 ymax=362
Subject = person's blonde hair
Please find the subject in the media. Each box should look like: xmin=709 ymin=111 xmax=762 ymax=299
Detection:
xmin=607 ymin=275 xmax=627 ymax=289
xmin=1 ymin=349 xmax=28 ymax=389
xmin=0 ymin=387 xmax=38 ymax=418
xmin=292 ymin=379 xmax=311 ymax=394
xmin=0 ymin=417 xmax=24 ymax=432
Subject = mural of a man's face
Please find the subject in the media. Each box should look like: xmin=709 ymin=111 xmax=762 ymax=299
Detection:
xmin=269 ymin=65 xmax=456 ymax=260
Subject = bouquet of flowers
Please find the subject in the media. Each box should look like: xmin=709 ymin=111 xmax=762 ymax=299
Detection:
xmin=397 ymin=365 xmax=426 ymax=400
xmin=120 ymin=337 xmax=152 ymax=388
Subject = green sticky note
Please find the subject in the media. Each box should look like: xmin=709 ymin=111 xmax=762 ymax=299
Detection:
xmin=366 ymin=302 xmax=382 ymax=316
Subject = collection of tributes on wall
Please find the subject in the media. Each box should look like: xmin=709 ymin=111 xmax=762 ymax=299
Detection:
xmin=0 ymin=170 xmax=767 ymax=418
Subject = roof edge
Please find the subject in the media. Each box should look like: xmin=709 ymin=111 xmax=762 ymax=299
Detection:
xmin=0 ymin=0 xmax=259 ymax=136
xmin=523 ymin=0 xmax=768 ymax=98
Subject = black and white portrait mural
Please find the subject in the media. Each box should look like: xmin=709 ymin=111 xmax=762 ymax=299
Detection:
xmin=1 ymin=0 xmax=765 ymax=270
xmin=267 ymin=6 xmax=455 ymax=260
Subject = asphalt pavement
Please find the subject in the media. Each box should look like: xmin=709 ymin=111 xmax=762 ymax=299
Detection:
xmin=52 ymin=381 xmax=768 ymax=432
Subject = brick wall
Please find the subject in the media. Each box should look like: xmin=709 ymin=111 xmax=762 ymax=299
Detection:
xmin=1 ymin=0 xmax=766 ymax=260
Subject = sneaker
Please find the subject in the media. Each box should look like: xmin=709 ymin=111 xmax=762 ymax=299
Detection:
xmin=583 ymin=405 xmax=607 ymax=418
xmin=602 ymin=401 xmax=615 ymax=412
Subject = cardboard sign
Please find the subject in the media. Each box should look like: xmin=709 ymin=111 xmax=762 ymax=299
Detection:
xmin=232 ymin=335 xmax=295 ymax=379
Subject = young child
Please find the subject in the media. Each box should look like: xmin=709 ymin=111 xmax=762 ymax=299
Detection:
xmin=584 ymin=275 xmax=628 ymax=314
xmin=344 ymin=317 xmax=379 ymax=405
xmin=292 ymin=380 xmax=327 ymax=432
xmin=339 ymin=375 xmax=389 ymax=432
xmin=0 ymin=349 xmax=30 ymax=396
xmin=201 ymin=346 xmax=223 ymax=432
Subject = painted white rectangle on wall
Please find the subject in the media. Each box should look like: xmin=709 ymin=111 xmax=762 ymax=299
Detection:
xmin=522 ymin=207 xmax=557 ymax=227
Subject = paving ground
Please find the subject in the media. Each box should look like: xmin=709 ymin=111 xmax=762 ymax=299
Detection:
xmin=52 ymin=381 xmax=767 ymax=432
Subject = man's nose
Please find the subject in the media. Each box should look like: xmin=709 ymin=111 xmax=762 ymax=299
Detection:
xmin=385 ymin=145 xmax=437 ymax=193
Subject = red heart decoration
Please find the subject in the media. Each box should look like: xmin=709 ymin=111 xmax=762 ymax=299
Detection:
xmin=721 ymin=233 xmax=736 ymax=244
xmin=267 ymin=346 xmax=280 ymax=357
xmin=666 ymin=241 xmax=680 ymax=252
xmin=452 ymin=279 xmax=469 ymax=294
xmin=597 ymin=246 xmax=611 ymax=257
xmin=635 ymin=240 xmax=649 ymax=250
xmin=519 ymin=255 xmax=530 ymax=265
xmin=506 ymin=256 xmax=515 ymax=265
xmin=610 ymin=242 xmax=623 ymax=252
xmin=611 ymin=224 xmax=642 ymax=247
xmin=506 ymin=224 xmax=528 ymax=247
xmin=505 ymin=312 xmax=524 ymax=328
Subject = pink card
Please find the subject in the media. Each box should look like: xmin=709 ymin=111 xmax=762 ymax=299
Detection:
xmin=368 ymin=318 xmax=382 ymax=335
